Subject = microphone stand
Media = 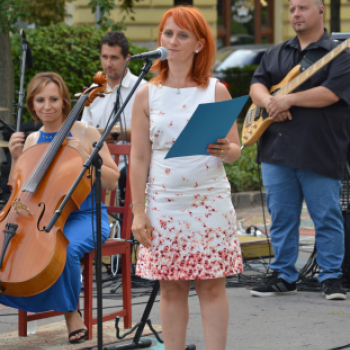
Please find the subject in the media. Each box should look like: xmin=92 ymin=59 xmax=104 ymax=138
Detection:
xmin=45 ymin=59 xmax=153 ymax=350
xmin=114 ymin=93 xmax=128 ymax=171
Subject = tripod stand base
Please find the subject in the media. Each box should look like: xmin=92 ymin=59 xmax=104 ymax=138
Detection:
xmin=104 ymin=338 xmax=196 ymax=350
xmin=104 ymin=339 xmax=152 ymax=350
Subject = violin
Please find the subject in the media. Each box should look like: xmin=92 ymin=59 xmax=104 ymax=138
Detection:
xmin=0 ymin=72 xmax=108 ymax=297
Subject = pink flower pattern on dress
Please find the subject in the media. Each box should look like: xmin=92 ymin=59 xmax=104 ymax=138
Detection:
xmin=137 ymin=81 xmax=243 ymax=280
xmin=138 ymin=170 xmax=243 ymax=280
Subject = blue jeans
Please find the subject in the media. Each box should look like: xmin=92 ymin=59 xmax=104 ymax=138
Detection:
xmin=261 ymin=162 xmax=344 ymax=283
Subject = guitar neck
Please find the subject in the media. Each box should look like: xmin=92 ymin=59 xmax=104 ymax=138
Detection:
xmin=276 ymin=38 xmax=350 ymax=96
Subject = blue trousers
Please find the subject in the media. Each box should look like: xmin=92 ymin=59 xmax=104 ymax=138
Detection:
xmin=261 ymin=162 xmax=344 ymax=283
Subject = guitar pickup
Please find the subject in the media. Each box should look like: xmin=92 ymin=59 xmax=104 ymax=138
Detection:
xmin=262 ymin=109 xmax=269 ymax=120
xmin=254 ymin=107 xmax=261 ymax=121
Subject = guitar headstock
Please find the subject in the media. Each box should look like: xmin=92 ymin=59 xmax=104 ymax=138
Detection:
xmin=74 ymin=71 xmax=111 ymax=107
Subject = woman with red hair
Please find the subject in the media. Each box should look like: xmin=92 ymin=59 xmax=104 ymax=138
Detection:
xmin=130 ymin=6 xmax=242 ymax=349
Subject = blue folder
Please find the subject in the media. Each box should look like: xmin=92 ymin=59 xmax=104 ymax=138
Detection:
xmin=165 ymin=95 xmax=249 ymax=159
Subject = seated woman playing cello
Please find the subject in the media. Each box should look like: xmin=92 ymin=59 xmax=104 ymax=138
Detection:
xmin=0 ymin=72 xmax=119 ymax=343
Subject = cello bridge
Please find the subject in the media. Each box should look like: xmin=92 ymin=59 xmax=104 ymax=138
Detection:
xmin=11 ymin=201 xmax=33 ymax=216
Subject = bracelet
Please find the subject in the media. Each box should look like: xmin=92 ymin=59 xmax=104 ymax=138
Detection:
xmin=222 ymin=148 xmax=231 ymax=162
xmin=130 ymin=201 xmax=145 ymax=208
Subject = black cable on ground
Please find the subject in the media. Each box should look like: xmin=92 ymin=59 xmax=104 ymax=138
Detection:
xmin=327 ymin=343 xmax=350 ymax=350
xmin=256 ymin=156 xmax=273 ymax=267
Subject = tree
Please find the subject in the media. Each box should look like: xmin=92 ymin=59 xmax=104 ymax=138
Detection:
xmin=0 ymin=0 xmax=137 ymax=124
xmin=21 ymin=0 xmax=73 ymax=26
xmin=0 ymin=0 xmax=27 ymax=124
xmin=0 ymin=32 xmax=15 ymax=125
xmin=0 ymin=0 xmax=73 ymax=124
xmin=88 ymin=0 xmax=138 ymax=30
xmin=10 ymin=23 xmax=149 ymax=123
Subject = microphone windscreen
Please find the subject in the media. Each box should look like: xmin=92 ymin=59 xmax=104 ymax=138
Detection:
xmin=21 ymin=30 xmax=33 ymax=68
xmin=26 ymin=46 xmax=33 ymax=68
xmin=158 ymin=47 xmax=168 ymax=60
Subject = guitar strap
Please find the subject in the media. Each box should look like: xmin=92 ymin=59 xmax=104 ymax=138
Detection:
xmin=299 ymin=40 xmax=338 ymax=71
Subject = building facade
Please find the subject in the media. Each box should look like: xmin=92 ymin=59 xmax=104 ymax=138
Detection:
xmin=66 ymin=0 xmax=350 ymax=48
xmin=66 ymin=0 xmax=217 ymax=49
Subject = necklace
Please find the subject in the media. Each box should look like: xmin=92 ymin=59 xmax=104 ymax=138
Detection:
xmin=168 ymin=78 xmax=187 ymax=94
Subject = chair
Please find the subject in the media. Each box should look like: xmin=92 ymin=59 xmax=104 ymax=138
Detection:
xmin=18 ymin=144 xmax=133 ymax=339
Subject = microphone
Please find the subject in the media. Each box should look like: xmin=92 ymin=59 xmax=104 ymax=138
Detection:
xmin=130 ymin=47 xmax=168 ymax=61
xmin=21 ymin=30 xmax=33 ymax=68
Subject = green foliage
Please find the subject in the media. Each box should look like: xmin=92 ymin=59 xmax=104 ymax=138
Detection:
xmin=2 ymin=0 xmax=139 ymax=34
xmin=224 ymin=145 xmax=261 ymax=192
xmin=223 ymin=65 xmax=257 ymax=97
xmin=22 ymin=0 xmax=73 ymax=26
xmin=0 ymin=0 xmax=27 ymax=34
xmin=10 ymin=23 xmax=149 ymax=121
xmin=222 ymin=64 xmax=258 ymax=122
xmin=88 ymin=0 xmax=141 ymax=31
xmin=220 ymin=65 xmax=261 ymax=191
xmin=88 ymin=0 xmax=118 ymax=30
xmin=0 ymin=0 xmax=71 ymax=34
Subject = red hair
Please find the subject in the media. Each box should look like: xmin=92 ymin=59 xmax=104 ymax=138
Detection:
xmin=151 ymin=6 xmax=215 ymax=88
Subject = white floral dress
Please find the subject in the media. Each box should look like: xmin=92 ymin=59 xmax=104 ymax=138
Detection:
xmin=136 ymin=78 xmax=243 ymax=280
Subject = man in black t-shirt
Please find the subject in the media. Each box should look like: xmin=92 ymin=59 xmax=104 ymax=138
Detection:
xmin=250 ymin=0 xmax=350 ymax=300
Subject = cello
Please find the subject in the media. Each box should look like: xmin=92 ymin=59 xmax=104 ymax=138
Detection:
xmin=0 ymin=72 xmax=108 ymax=297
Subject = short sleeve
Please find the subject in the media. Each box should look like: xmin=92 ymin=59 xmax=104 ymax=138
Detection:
xmin=250 ymin=50 xmax=273 ymax=90
xmin=321 ymin=49 xmax=350 ymax=106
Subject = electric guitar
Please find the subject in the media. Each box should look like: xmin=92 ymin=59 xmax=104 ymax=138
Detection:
xmin=241 ymin=38 xmax=350 ymax=147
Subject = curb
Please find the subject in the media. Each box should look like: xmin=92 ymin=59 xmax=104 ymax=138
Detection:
xmin=231 ymin=191 xmax=266 ymax=209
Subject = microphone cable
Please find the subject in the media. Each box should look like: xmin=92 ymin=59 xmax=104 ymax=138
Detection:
xmin=105 ymin=58 xmax=130 ymax=170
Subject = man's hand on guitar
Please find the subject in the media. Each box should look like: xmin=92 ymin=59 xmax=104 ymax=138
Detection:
xmin=270 ymin=111 xmax=292 ymax=122
xmin=266 ymin=95 xmax=293 ymax=122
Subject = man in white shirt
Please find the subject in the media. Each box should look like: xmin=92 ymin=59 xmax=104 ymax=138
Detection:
xmin=82 ymin=31 xmax=145 ymax=202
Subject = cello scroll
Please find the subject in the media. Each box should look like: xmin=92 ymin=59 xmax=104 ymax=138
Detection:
xmin=75 ymin=71 xmax=110 ymax=107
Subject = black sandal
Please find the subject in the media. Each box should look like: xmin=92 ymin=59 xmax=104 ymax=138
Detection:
xmin=68 ymin=310 xmax=88 ymax=344
xmin=68 ymin=328 xmax=88 ymax=344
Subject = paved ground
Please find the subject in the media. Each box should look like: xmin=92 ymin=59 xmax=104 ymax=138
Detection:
xmin=1 ymin=200 xmax=350 ymax=350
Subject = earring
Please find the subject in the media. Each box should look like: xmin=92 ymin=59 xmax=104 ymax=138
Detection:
xmin=195 ymin=50 xmax=199 ymax=54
